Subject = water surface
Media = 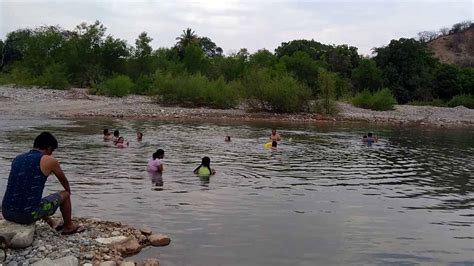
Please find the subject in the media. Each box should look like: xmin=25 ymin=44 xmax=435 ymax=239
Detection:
xmin=0 ymin=115 xmax=473 ymax=265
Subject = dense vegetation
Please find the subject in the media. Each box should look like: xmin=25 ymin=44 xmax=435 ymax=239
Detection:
xmin=0 ymin=20 xmax=473 ymax=112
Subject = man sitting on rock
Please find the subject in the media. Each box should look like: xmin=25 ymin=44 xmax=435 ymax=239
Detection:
xmin=1 ymin=132 xmax=84 ymax=235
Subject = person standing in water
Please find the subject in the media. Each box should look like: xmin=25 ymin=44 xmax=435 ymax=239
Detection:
xmin=270 ymin=129 xmax=281 ymax=142
xmin=363 ymin=133 xmax=378 ymax=145
xmin=194 ymin=157 xmax=216 ymax=176
xmin=1 ymin=132 xmax=83 ymax=235
xmin=147 ymin=149 xmax=164 ymax=174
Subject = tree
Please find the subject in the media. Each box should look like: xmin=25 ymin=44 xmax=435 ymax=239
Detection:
xmin=176 ymin=28 xmax=199 ymax=50
xmin=439 ymin=27 xmax=450 ymax=36
xmin=351 ymin=58 xmax=383 ymax=92
xmin=199 ymin=37 xmax=223 ymax=57
xmin=183 ymin=44 xmax=207 ymax=74
xmin=134 ymin=32 xmax=153 ymax=58
xmin=325 ymin=44 xmax=360 ymax=77
xmin=417 ymin=31 xmax=438 ymax=42
xmin=248 ymin=49 xmax=277 ymax=69
xmin=275 ymin=39 xmax=332 ymax=60
xmin=280 ymin=51 xmax=322 ymax=94
xmin=433 ymin=64 xmax=462 ymax=99
xmin=373 ymin=38 xmax=437 ymax=103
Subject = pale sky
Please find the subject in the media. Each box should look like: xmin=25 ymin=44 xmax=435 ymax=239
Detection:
xmin=1 ymin=0 xmax=472 ymax=55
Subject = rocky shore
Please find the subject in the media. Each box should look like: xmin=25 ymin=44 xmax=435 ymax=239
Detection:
xmin=0 ymin=216 xmax=170 ymax=266
xmin=0 ymin=85 xmax=473 ymax=127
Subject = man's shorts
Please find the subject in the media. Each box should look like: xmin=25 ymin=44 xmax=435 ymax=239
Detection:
xmin=2 ymin=193 xmax=62 ymax=224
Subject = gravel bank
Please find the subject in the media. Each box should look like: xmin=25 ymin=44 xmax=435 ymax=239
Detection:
xmin=0 ymin=86 xmax=473 ymax=127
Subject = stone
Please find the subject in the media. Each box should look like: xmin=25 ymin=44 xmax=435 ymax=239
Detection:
xmin=111 ymin=231 xmax=121 ymax=236
xmin=83 ymin=264 xmax=93 ymax=266
xmin=139 ymin=227 xmax=152 ymax=236
xmin=143 ymin=258 xmax=159 ymax=266
xmin=120 ymin=262 xmax=135 ymax=266
xmin=111 ymin=238 xmax=141 ymax=256
xmin=99 ymin=262 xmax=116 ymax=266
xmin=0 ymin=220 xmax=35 ymax=248
xmin=95 ymin=236 xmax=128 ymax=245
xmin=148 ymin=234 xmax=171 ymax=247
xmin=84 ymin=253 xmax=94 ymax=260
xmin=32 ymin=255 xmax=79 ymax=266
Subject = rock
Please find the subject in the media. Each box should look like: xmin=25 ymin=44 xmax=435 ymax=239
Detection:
xmin=111 ymin=231 xmax=121 ymax=236
xmin=32 ymin=255 xmax=79 ymax=266
xmin=148 ymin=234 xmax=170 ymax=247
xmin=140 ymin=227 xmax=152 ymax=236
xmin=83 ymin=264 xmax=93 ymax=266
xmin=95 ymin=236 xmax=128 ymax=245
xmin=84 ymin=253 xmax=94 ymax=260
xmin=111 ymin=238 xmax=141 ymax=256
xmin=120 ymin=262 xmax=135 ymax=266
xmin=0 ymin=220 xmax=35 ymax=248
xmin=142 ymin=258 xmax=159 ymax=266
xmin=99 ymin=262 xmax=116 ymax=266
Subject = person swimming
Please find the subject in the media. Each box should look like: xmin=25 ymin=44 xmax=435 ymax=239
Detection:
xmin=137 ymin=132 xmax=143 ymax=142
xmin=113 ymin=130 xmax=120 ymax=142
xmin=194 ymin=156 xmax=216 ymax=177
xmin=363 ymin=133 xmax=378 ymax=145
xmin=115 ymin=137 xmax=129 ymax=148
xmin=225 ymin=136 xmax=231 ymax=142
xmin=103 ymin=129 xmax=113 ymax=141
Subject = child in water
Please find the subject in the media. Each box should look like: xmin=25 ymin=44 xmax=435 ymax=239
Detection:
xmin=194 ymin=156 xmax=216 ymax=176
xmin=137 ymin=132 xmax=143 ymax=142
xmin=115 ymin=137 xmax=129 ymax=148
xmin=225 ymin=136 xmax=231 ymax=142
xmin=147 ymin=149 xmax=164 ymax=173
xmin=113 ymin=130 xmax=120 ymax=142
xmin=103 ymin=129 xmax=113 ymax=141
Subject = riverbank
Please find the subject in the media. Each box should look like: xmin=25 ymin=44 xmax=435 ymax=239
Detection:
xmin=1 ymin=215 xmax=168 ymax=265
xmin=0 ymin=86 xmax=473 ymax=127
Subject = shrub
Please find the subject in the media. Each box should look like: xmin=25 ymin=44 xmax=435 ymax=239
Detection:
xmin=153 ymin=72 xmax=239 ymax=109
xmin=447 ymin=95 xmax=474 ymax=109
xmin=318 ymin=70 xmax=339 ymax=114
xmin=37 ymin=64 xmax=69 ymax=89
xmin=352 ymin=88 xmax=397 ymax=111
xmin=242 ymin=68 xmax=311 ymax=113
xmin=95 ymin=75 xmax=135 ymax=97
xmin=10 ymin=65 xmax=37 ymax=86
xmin=132 ymin=75 xmax=154 ymax=95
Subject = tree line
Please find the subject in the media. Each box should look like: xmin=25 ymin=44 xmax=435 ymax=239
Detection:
xmin=0 ymin=20 xmax=473 ymax=112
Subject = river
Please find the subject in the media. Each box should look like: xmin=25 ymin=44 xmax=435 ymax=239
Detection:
xmin=0 ymin=115 xmax=473 ymax=265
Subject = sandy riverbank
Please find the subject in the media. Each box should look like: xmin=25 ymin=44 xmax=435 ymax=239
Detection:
xmin=0 ymin=86 xmax=473 ymax=127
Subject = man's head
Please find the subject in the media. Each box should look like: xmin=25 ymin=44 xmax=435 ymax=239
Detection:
xmin=33 ymin=132 xmax=58 ymax=155
xmin=103 ymin=129 xmax=109 ymax=136
xmin=114 ymin=130 xmax=120 ymax=137
xmin=368 ymin=133 xmax=373 ymax=137
xmin=272 ymin=129 xmax=277 ymax=135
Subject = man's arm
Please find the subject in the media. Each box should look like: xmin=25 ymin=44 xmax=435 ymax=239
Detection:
xmin=43 ymin=156 xmax=71 ymax=193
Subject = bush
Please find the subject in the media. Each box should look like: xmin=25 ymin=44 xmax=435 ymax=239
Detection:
xmin=242 ymin=68 xmax=311 ymax=113
xmin=447 ymin=95 xmax=474 ymax=109
xmin=352 ymin=88 xmax=397 ymax=111
xmin=95 ymin=75 xmax=135 ymax=97
xmin=37 ymin=64 xmax=69 ymax=89
xmin=10 ymin=65 xmax=37 ymax=86
xmin=153 ymin=72 xmax=239 ymax=109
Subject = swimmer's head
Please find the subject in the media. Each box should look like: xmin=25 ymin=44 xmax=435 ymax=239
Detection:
xmin=368 ymin=133 xmax=373 ymax=137
xmin=117 ymin=136 xmax=124 ymax=143
xmin=225 ymin=136 xmax=231 ymax=142
xmin=363 ymin=135 xmax=367 ymax=139
xmin=153 ymin=149 xmax=164 ymax=159
xmin=201 ymin=156 xmax=211 ymax=167
xmin=272 ymin=141 xmax=277 ymax=147
xmin=272 ymin=129 xmax=277 ymax=135
xmin=103 ymin=129 xmax=110 ymax=136
xmin=137 ymin=132 xmax=143 ymax=140
xmin=114 ymin=130 xmax=120 ymax=137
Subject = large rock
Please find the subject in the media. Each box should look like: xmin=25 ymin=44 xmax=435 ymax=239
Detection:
xmin=148 ymin=234 xmax=170 ymax=247
xmin=32 ymin=255 xmax=79 ymax=266
xmin=142 ymin=258 xmax=159 ymax=266
xmin=111 ymin=237 xmax=141 ymax=256
xmin=0 ymin=219 xmax=35 ymax=248
xmin=95 ymin=236 xmax=128 ymax=245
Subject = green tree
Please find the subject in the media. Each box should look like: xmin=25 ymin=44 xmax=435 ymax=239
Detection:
xmin=351 ymin=58 xmax=383 ymax=92
xmin=280 ymin=51 xmax=322 ymax=94
xmin=176 ymin=28 xmax=199 ymax=51
xmin=199 ymin=37 xmax=223 ymax=57
xmin=275 ymin=39 xmax=332 ymax=60
xmin=183 ymin=44 xmax=207 ymax=74
xmin=432 ymin=64 xmax=462 ymax=99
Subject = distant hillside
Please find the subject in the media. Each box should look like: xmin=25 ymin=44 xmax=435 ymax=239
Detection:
xmin=428 ymin=27 xmax=474 ymax=67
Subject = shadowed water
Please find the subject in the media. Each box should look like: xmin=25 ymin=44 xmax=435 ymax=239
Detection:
xmin=0 ymin=115 xmax=473 ymax=265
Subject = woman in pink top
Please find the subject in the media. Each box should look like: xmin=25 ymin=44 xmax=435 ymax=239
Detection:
xmin=147 ymin=149 xmax=164 ymax=173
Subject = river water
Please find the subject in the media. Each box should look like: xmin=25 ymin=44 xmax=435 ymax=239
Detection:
xmin=0 ymin=115 xmax=473 ymax=265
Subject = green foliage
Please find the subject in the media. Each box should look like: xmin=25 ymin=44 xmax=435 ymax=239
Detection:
xmin=242 ymin=68 xmax=311 ymax=113
xmin=95 ymin=75 xmax=135 ymax=97
xmin=183 ymin=45 xmax=208 ymax=74
xmin=351 ymin=58 xmax=383 ymax=92
xmin=37 ymin=63 xmax=69 ymax=89
xmin=153 ymin=72 xmax=239 ymax=109
xmin=317 ymin=70 xmax=338 ymax=114
xmin=280 ymin=51 xmax=322 ymax=95
xmin=352 ymin=88 xmax=397 ymax=111
xmin=447 ymin=95 xmax=474 ymax=109
xmin=433 ymin=64 xmax=462 ymax=99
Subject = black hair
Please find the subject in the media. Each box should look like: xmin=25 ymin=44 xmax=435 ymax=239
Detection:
xmin=33 ymin=132 xmax=58 ymax=150
xmin=194 ymin=156 xmax=212 ymax=174
xmin=225 ymin=136 xmax=231 ymax=141
xmin=363 ymin=135 xmax=367 ymax=138
xmin=153 ymin=149 xmax=164 ymax=159
xmin=114 ymin=130 xmax=120 ymax=137
xmin=137 ymin=132 xmax=143 ymax=137
xmin=103 ymin=129 xmax=109 ymax=135
xmin=368 ymin=133 xmax=373 ymax=137
xmin=272 ymin=141 xmax=277 ymax=147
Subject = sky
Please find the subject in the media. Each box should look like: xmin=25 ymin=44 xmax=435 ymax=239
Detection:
xmin=0 ymin=0 xmax=472 ymax=55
